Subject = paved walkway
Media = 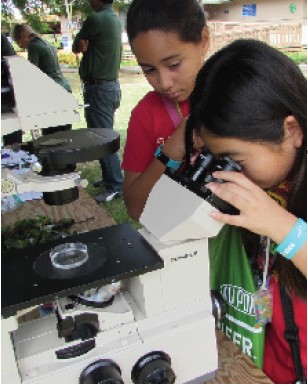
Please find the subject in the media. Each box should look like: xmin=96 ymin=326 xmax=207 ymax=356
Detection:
xmin=120 ymin=65 xmax=142 ymax=74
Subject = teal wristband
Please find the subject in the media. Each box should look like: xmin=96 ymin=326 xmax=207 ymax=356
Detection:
xmin=154 ymin=144 xmax=183 ymax=170
xmin=275 ymin=218 xmax=307 ymax=260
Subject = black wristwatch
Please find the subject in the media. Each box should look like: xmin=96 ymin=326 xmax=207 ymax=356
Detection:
xmin=154 ymin=145 xmax=183 ymax=170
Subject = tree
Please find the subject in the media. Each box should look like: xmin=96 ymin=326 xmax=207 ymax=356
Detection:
xmin=2 ymin=0 xmax=16 ymax=17
xmin=3 ymin=0 xmax=132 ymax=20
xmin=2 ymin=0 xmax=132 ymax=34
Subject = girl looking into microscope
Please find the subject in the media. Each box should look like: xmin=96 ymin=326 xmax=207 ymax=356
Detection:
xmin=121 ymin=0 xmax=306 ymax=381
xmin=185 ymin=39 xmax=306 ymax=384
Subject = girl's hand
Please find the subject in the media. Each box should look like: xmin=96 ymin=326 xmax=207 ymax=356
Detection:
xmin=206 ymin=171 xmax=297 ymax=243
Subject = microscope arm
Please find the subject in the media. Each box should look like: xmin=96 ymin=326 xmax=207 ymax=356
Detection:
xmin=1 ymin=168 xmax=87 ymax=197
xmin=1 ymin=56 xmax=80 ymax=136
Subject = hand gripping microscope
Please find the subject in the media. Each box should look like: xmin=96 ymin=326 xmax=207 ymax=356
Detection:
xmin=2 ymin=145 xmax=239 ymax=383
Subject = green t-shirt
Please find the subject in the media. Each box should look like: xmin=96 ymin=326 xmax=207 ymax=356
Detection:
xmin=72 ymin=4 xmax=121 ymax=81
xmin=1 ymin=33 xmax=16 ymax=56
xmin=28 ymin=37 xmax=71 ymax=92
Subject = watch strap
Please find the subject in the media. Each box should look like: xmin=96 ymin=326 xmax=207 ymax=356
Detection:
xmin=154 ymin=145 xmax=182 ymax=170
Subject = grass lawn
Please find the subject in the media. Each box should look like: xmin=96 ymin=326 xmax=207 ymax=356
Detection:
xmin=64 ymin=71 xmax=151 ymax=227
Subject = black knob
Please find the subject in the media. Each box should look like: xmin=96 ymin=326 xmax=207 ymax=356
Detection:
xmin=211 ymin=290 xmax=227 ymax=323
xmin=220 ymin=156 xmax=242 ymax=172
xmin=187 ymin=149 xmax=216 ymax=183
xmin=132 ymin=352 xmax=176 ymax=384
xmin=79 ymin=359 xmax=124 ymax=384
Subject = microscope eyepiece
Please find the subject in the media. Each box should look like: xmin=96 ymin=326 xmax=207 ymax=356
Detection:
xmin=166 ymin=148 xmax=242 ymax=215
xmin=203 ymin=155 xmax=242 ymax=184
xmin=187 ymin=149 xmax=216 ymax=183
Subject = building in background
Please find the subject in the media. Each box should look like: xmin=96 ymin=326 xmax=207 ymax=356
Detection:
xmin=199 ymin=0 xmax=306 ymax=57
xmin=202 ymin=0 xmax=306 ymax=25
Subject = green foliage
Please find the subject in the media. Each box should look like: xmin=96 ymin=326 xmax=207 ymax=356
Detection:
xmin=58 ymin=51 xmax=81 ymax=67
xmin=57 ymin=51 xmax=137 ymax=68
xmin=11 ymin=41 xmax=23 ymax=52
xmin=13 ymin=0 xmax=65 ymax=16
xmin=114 ymin=0 xmax=132 ymax=10
xmin=2 ymin=216 xmax=76 ymax=251
xmin=44 ymin=35 xmax=63 ymax=49
xmin=6 ymin=0 xmax=131 ymax=21
xmin=2 ymin=0 xmax=15 ymax=18
xmin=3 ymin=0 xmax=133 ymax=24
xmin=71 ymin=0 xmax=91 ymax=17
xmin=1 ymin=15 xmax=13 ymax=33
xmin=24 ymin=13 xmax=52 ymax=34
xmin=121 ymin=60 xmax=138 ymax=66
xmin=283 ymin=50 xmax=307 ymax=65
xmin=103 ymin=198 xmax=140 ymax=229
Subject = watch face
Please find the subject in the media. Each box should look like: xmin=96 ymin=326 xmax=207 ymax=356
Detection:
xmin=157 ymin=151 xmax=169 ymax=165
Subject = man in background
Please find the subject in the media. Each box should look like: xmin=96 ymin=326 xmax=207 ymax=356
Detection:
xmin=72 ymin=0 xmax=123 ymax=203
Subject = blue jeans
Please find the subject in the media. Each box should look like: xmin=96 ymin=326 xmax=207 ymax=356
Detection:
xmin=84 ymin=80 xmax=123 ymax=193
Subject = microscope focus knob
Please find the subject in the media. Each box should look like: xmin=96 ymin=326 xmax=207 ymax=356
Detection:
xmin=211 ymin=290 xmax=227 ymax=323
xmin=79 ymin=359 xmax=124 ymax=384
xmin=132 ymin=351 xmax=176 ymax=384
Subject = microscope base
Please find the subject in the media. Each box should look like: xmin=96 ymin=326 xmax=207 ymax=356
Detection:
xmin=12 ymin=295 xmax=217 ymax=384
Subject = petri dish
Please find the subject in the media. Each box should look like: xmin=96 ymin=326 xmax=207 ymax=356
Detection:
xmin=50 ymin=243 xmax=88 ymax=270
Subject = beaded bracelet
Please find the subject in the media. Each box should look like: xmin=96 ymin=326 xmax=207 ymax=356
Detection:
xmin=275 ymin=218 xmax=307 ymax=260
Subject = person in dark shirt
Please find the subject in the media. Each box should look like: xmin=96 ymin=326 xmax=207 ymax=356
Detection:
xmin=72 ymin=0 xmax=123 ymax=203
xmin=1 ymin=33 xmax=16 ymax=56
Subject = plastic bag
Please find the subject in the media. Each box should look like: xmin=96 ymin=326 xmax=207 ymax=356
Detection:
xmin=1 ymin=195 xmax=24 ymax=213
xmin=209 ymin=225 xmax=265 ymax=368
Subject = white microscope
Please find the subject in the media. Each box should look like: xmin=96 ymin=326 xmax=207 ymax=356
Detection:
xmin=1 ymin=55 xmax=238 ymax=384
xmin=1 ymin=55 xmax=120 ymax=205
xmin=2 ymin=168 xmax=227 ymax=384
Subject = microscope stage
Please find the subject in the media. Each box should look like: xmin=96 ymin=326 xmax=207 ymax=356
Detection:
xmin=33 ymin=128 xmax=120 ymax=166
xmin=2 ymin=223 xmax=163 ymax=318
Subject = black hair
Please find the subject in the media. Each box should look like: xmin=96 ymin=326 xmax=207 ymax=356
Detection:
xmin=126 ymin=0 xmax=206 ymax=44
xmin=185 ymin=39 xmax=307 ymax=297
